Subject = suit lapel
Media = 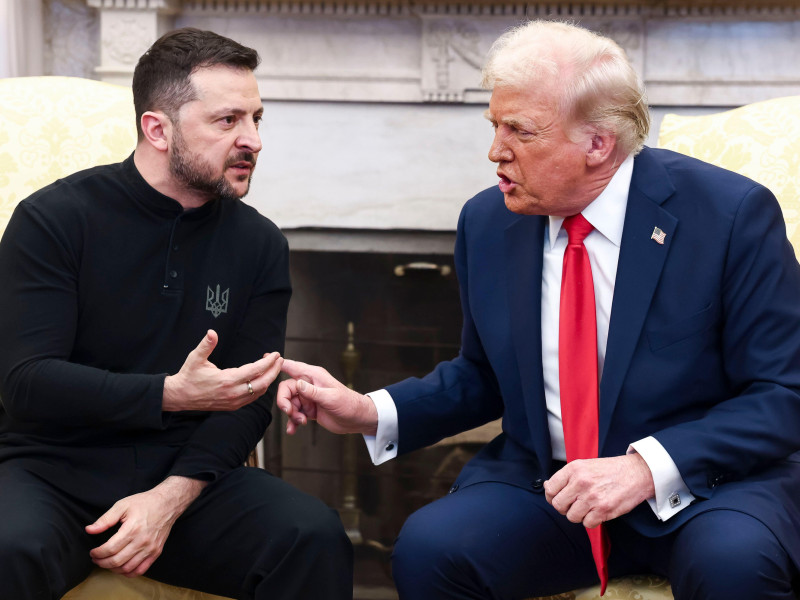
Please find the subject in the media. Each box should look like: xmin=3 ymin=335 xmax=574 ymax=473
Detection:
xmin=503 ymin=214 xmax=554 ymax=467
xmin=599 ymin=149 xmax=678 ymax=451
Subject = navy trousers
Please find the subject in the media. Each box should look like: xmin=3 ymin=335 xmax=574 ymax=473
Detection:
xmin=0 ymin=463 xmax=353 ymax=600
xmin=392 ymin=481 xmax=797 ymax=600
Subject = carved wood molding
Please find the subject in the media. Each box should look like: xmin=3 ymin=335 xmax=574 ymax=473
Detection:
xmin=175 ymin=0 xmax=800 ymax=17
xmin=87 ymin=0 xmax=180 ymax=11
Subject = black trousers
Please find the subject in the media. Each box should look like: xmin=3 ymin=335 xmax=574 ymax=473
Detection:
xmin=0 ymin=462 xmax=353 ymax=600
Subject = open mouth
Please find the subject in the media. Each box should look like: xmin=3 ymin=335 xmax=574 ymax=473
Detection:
xmin=498 ymin=173 xmax=516 ymax=193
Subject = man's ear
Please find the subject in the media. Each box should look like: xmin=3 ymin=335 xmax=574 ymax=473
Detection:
xmin=140 ymin=111 xmax=171 ymax=152
xmin=585 ymin=130 xmax=617 ymax=167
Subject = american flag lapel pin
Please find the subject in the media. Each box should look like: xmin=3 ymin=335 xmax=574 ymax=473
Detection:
xmin=651 ymin=227 xmax=666 ymax=245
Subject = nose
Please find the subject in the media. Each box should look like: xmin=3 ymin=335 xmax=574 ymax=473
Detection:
xmin=488 ymin=131 xmax=511 ymax=163
xmin=237 ymin=120 xmax=262 ymax=154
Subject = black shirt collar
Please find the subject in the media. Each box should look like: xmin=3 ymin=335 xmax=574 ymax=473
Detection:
xmin=120 ymin=153 xmax=221 ymax=221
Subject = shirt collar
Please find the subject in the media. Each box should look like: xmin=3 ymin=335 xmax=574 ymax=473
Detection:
xmin=547 ymin=153 xmax=634 ymax=249
xmin=122 ymin=152 xmax=221 ymax=220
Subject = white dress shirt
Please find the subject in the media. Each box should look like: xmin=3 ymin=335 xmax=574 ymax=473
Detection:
xmin=365 ymin=154 xmax=694 ymax=521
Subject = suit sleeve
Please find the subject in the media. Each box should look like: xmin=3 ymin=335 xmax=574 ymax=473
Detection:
xmin=167 ymin=230 xmax=291 ymax=482
xmin=654 ymin=185 xmax=800 ymax=498
xmin=387 ymin=201 xmax=504 ymax=454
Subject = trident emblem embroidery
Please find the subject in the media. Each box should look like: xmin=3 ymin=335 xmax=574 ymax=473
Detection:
xmin=206 ymin=284 xmax=229 ymax=318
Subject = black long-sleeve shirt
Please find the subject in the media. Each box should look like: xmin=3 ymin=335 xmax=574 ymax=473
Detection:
xmin=0 ymin=154 xmax=291 ymax=483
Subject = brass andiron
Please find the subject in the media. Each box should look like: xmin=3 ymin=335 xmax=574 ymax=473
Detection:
xmin=340 ymin=321 xmax=364 ymax=544
xmin=339 ymin=321 xmax=394 ymax=571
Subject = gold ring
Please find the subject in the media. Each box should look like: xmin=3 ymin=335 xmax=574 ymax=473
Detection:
xmin=247 ymin=381 xmax=254 ymax=395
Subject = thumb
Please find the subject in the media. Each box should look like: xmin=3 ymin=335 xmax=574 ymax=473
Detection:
xmin=86 ymin=505 xmax=123 ymax=535
xmin=189 ymin=329 xmax=218 ymax=363
xmin=296 ymin=378 xmax=332 ymax=408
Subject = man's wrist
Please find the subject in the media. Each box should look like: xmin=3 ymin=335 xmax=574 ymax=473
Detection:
xmin=360 ymin=393 xmax=379 ymax=436
xmin=162 ymin=375 xmax=182 ymax=411
xmin=156 ymin=475 xmax=207 ymax=514
xmin=627 ymin=451 xmax=656 ymax=501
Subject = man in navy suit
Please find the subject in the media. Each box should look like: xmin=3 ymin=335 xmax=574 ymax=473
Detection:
xmin=278 ymin=20 xmax=800 ymax=599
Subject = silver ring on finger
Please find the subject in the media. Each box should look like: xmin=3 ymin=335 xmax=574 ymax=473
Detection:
xmin=247 ymin=381 xmax=254 ymax=395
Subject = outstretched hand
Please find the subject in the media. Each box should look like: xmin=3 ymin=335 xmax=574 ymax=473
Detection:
xmin=277 ymin=359 xmax=378 ymax=436
xmin=163 ymin=329 xmax=283 ymax=412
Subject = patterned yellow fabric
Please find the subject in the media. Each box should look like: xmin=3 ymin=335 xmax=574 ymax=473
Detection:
xmin=657 ymin=96 xmax=800 ymax=258
xmin=0 ymin=76 xmax=137 ymax=236
xmin=529 ymin=575 xmax=672 ymax=600
xmin=62 ymin=568 xmax=233 ymax=600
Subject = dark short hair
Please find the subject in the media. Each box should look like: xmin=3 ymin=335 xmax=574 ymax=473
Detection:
xmin=132 ymin=27 xmax=261 ymax=140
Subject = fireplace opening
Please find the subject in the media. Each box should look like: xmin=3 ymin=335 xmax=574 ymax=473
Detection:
xmin=264 ymin=245 xmax=497 ymax=596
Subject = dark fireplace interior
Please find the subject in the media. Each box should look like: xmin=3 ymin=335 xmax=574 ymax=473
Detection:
xmin=261 ymin=243 xmax=493 ymax=595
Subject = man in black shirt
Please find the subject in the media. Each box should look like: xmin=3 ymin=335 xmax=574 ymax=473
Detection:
xmin=0 ymin=28 xmax=352 ymax=600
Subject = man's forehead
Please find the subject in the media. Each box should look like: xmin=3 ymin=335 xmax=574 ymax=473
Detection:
xmin=191 ymin=65 xmax=259 ymax=93
xmin=187 ymin=67 xmax=262 ymax=109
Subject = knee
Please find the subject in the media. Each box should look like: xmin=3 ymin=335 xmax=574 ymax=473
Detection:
xmin=0 ymin=533 xmax=54 ymax=598
xmin=669 ymin=511 xmax=794 ymax=599
xmin=392 ymin=505 xmax=473 ymax=594
xmin=278 ymin=497 xmax=352 ymax=566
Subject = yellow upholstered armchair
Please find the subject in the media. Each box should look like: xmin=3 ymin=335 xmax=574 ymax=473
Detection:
xmin=657 ymin=95 xmax=800 ymax=259
xmin=0 ymin=76 xmax=233 ymax=600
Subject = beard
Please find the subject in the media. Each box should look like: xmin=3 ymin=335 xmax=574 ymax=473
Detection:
xmin=169 ymin=125 xmax=255 ymax=203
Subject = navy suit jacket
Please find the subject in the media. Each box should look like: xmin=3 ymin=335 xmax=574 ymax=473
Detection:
xmin=386 ymin=147 xmax=800 ymax=569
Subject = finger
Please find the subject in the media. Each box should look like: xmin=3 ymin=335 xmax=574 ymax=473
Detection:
xmin=583 ymin=510 xmax=605 ymax=529
xmin=129 ymin=554 xmax=158 ymax=577
xmin=89 ymin=527 xmax=130 ymax=560
xmin=231 ymin=352 xmax=281 ymax=388
xmin=86 ymin=504 xmax=124 ymax=536
xmin=91 ymin=532 xmax=137 ymax=566
xmin=252 ymin=355 xmax=284 ymax=392
xmin=543 ymin=466 xmax=570 ymax=504
xmin=95 ymin=548 xmax=139 ymax=572
xmin=276 ymin=380 xmax=309 ymax=419
xmin=281 ymin=359 xmax=325 ymax=381
xmin=276 ymin=379 xmax=297 ymax=415
xmin=187 ymin=329 xmax=218 ymax=365
xmin=565 ymin=497 xmax=590 ymax=524
xmin=112 ymin=548 xmax=153 ymax=576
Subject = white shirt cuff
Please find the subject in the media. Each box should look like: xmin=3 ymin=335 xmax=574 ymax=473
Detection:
xmin=628 ymin=436 xmax=695 ymax=521
xmin=363 ymin=389 xmax=399 ymax=465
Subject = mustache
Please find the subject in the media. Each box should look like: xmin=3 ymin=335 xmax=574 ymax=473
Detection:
xmin=225 ymin=152 xmax=256 ymax=168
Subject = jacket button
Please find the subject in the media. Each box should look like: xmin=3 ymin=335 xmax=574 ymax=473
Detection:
xmin=531 ymin=479 xmax=544 ymax=490
xmin=448 ymin=484 xmax=459 ymax=494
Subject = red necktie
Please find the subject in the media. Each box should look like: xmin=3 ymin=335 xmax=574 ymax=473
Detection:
xmin=558 ymin=213 xmax=609 ymax=595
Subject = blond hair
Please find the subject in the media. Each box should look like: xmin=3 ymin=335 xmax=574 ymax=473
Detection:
xmin=482 ymin=21 xmax=649 ymax=156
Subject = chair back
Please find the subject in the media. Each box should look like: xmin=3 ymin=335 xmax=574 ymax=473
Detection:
xmin=657 ymin=96 xmax=800 ymax=258
xmin=0 ymin=76 xmax=137 ymax=235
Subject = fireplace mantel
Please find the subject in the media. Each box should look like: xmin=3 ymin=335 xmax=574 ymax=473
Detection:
xmin=83 ymin=0 xmax=800 ymax=232
xmin=88 ymin=0 xmax=800 ymax=106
